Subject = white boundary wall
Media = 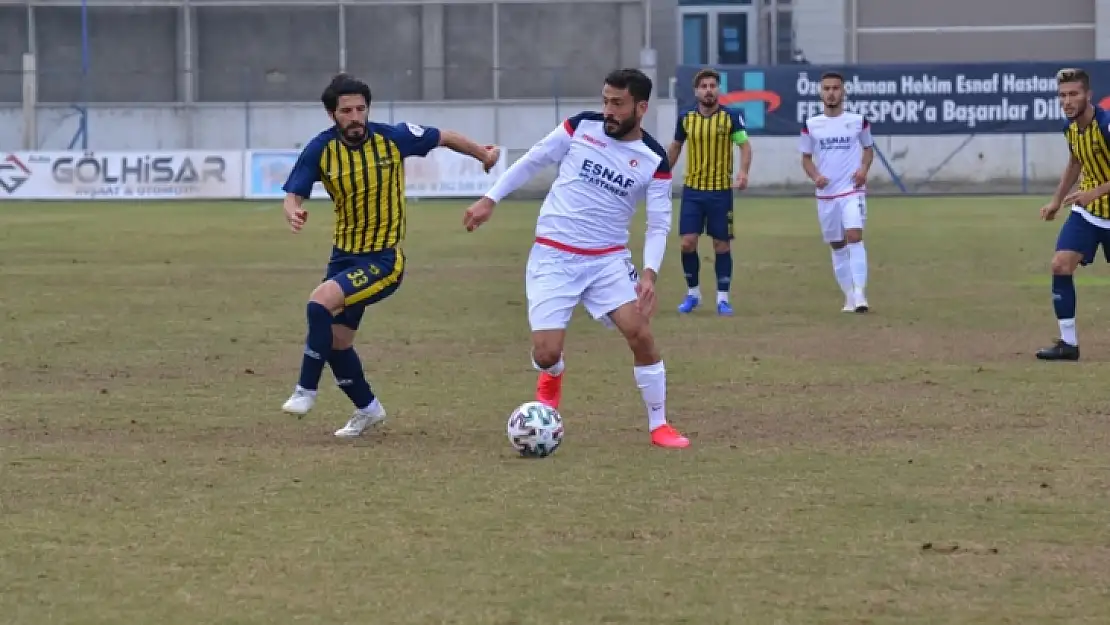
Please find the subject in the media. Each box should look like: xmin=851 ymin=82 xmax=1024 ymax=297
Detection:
xmin=0 ymin=100 xmax=1069 ymax=197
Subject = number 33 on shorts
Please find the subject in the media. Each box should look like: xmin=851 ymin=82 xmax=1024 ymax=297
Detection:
xmin=346 ymin=265 xmax=380 ymax=288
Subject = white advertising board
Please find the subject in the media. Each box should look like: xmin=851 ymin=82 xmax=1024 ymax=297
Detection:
xmin=0 ymin=151 xmax=244 ymax=200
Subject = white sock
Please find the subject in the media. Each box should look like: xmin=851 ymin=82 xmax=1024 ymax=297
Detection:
xmin=1059 ymin=318 xmax=1077 ymax=346
xmin=295 ymin=385 xmax=318 ymax=396
xmin=687 ymin=287 xmax=701 ymax=299
xmin=717 ymin=291 xmax=729 ymax=304
xmin=847 ymin=241 xmax=868 ymax=290
xmin=531 ymin=352 xmax=565 ymax=377
xmin=830 ymin=248 xmax=854 ymax=299
xmin=634 ymin=361 xmax=667 ymax=431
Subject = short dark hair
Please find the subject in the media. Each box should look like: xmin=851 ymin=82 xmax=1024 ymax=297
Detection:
xmin=1057 ymin=67 xmax=1090 ymax=90
xmin=321 ymin=73 xmax=372 ymax=112
xmin=820 ymin=71 xmax=844 ymax=84
xmin=693 ymin=68 xmax=720 ymax=88
xmin=604 ymin=68 xmax=653 ymax=102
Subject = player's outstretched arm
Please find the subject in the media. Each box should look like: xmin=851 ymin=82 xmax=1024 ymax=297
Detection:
xmin=388 ymin=122 xmax=499 ymax=172
xmin=438 ymin=130 xmax=501 ymax=173
xmin=463 ymin=121 xmax=575 ymax=231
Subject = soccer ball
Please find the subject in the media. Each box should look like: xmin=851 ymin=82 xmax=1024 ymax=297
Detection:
xmin=506 ymin=401 xmax=564 ymax=458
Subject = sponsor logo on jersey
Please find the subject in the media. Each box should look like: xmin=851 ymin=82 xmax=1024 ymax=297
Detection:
xmin=578 ymin=158 xmax=637 ymax=197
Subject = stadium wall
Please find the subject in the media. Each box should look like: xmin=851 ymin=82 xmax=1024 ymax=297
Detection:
xmin=0 ymin=101 xmax=1067 ymax=197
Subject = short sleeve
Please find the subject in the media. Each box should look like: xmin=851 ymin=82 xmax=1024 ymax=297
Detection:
xmin=1097 ymin=112 xmax=1110 ymax=146
xmin=798 ymin=119 xmax=815 ymax=154
xmin=859 ymin=118 xmax=874 ymax=148
xmin=282 ymin=136 xmax=327 ymax=198
xmin=729 ymin=109 xmax=747 ymax=131
xmin=674 ymin=114 xmax=687 ymax=142
xmin=390 ymin=122 xmax=442 ymax=158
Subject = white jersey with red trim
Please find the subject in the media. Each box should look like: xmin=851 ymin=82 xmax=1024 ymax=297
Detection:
xmin=799 ymin=112 xmax=874 ymax=198
xmin=484 ymin=111 xmax=673 ymax=273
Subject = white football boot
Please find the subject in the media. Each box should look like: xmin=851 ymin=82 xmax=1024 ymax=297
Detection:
xmin=282 ymin=387 xmax=317 ymax=415
xmin=334 ymin=400 xmax=387 ymax=438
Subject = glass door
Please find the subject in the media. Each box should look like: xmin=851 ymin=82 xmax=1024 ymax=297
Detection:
xmin=682 ymin=13 xmax=710 ymax=65
xmin=716 ymin=11 xmax=750 ymax=65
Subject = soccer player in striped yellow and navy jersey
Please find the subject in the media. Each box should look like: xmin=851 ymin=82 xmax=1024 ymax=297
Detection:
xmin=1037 ymin=68 xmax=1110 ymax=361
xmin=667 ymin=67 xmax=752 ymax=316
xmin=279 ymin=73 xmax=499 ymax=434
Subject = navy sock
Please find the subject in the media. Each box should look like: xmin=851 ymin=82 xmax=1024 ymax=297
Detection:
xmin=715 ymin=251 xmax=732 ymax=293
xmin=681 ymin=252 xmax=700 ymax=289
xmin=1052 ymin=274 xmax=1076 ymax=319
xmin=297 ymin=302 xmax=334 ymax=391
xmin=328 ymin=348 xmax=375 ymax=410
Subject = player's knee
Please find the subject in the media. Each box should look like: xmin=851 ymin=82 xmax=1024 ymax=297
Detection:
xmin=680 ymin=235 xmax=698 ymax=253
xmin=531 ymin=333 xmax=564 ymax=369
xmin=622 ymin=321 xmax=654 ymax=351
xmin=1051 ymin=252 xmax=1081 ymax=276
xmin=626 ymin=333 xmax=658 ymax=362
xmin=712 ymin=239 xmax=730 ymax=253
xmin=310 ymin=280 xmax=346 ymax=314
xmin=532 ymin=347 xmax=562 ymax=369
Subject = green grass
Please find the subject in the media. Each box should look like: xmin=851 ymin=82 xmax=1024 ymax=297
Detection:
xmin=2 ymin=196 xmax=1110 ymax=625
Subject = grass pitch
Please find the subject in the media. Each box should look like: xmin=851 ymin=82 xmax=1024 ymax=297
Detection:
xmin=2 ymin=196 xmax=1110 ymax=624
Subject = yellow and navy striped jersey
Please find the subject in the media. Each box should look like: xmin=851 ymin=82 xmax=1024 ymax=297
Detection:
xmin=1065 ymin=107 xmax=1110 ymax=219
xmin=674 ymin=107 xmax=748 ymax=191
xmin=283 ymin=122 xmax=441 ymax=253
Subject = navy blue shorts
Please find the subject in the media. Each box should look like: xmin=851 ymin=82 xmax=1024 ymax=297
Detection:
xmin=679 ymin=187 xmax=734 ymax=240
xmin=324 ymin=246 xmax=405 ymax=330
xmin=1056 ymin=210 xmax=1110 ymax=266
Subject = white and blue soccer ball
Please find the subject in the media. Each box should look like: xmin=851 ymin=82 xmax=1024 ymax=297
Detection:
xmin=507 ymin=401 xmax=564 ymax=458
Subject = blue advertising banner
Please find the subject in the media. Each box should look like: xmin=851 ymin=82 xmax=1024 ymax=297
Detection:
xmin=675 ymin=62 xmax=1110 ymax=136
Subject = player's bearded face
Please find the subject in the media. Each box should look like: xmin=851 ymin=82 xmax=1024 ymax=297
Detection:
xmin=696 ymin=80 xmax=719 ymax=107
xmin=601 ymin=87 xmax=646 ymax=139
xmin=603 ymin=111 xmax=639 ymax=138
xmin=331 ymin=94 xmax=369 ymax=143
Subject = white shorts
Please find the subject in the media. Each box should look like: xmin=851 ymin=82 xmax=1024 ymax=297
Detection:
xmin=525 ymin=243 xmax=639 ymax=331
xmin=816 ymin=194 xmax=867 ymax=243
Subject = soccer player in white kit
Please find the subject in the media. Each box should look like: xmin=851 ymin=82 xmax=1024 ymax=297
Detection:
xmin=799 ymin=71 xmax=875 ymax=312
xmin=462 ymin=68 xmax=690 ymax=449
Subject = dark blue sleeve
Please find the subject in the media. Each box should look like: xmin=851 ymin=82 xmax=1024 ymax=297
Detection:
xmin=674 ymin=112 xmax=687 ymax=141
xmin=1096 ymin=111 xmax=1110 ymax=146
xmin=282 ymin=137 xmax=326 ymax=198
xmin=642 ymin=133 xmax=672 ymax=179
xmin=390 ymin=122 xmax=442 ymax=158
xmin=729 ymin=108 xmax=747 ymax=131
